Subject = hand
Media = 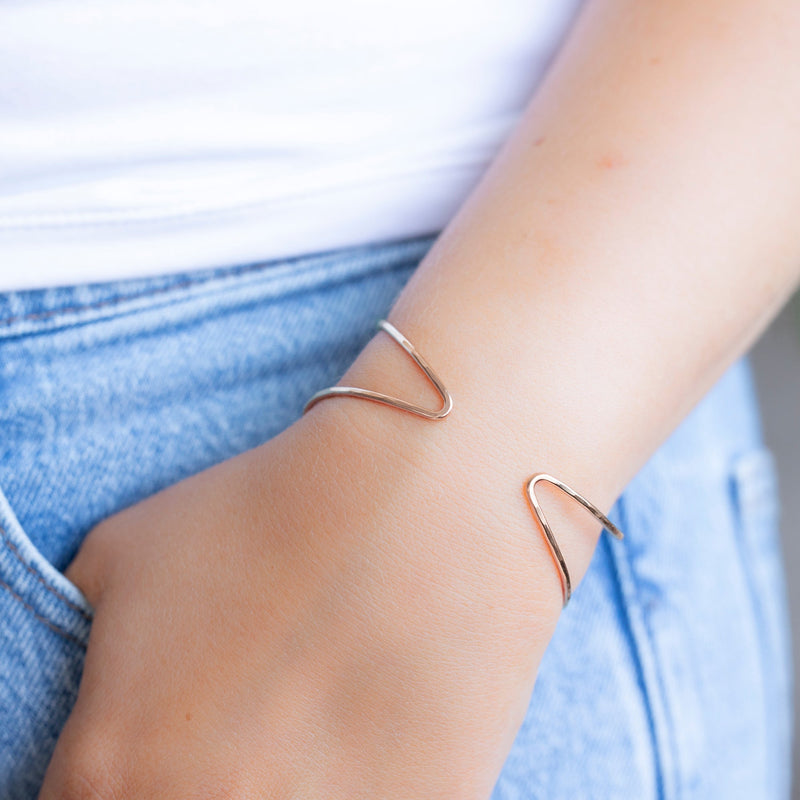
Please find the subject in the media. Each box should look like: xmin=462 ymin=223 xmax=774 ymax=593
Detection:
xmin=39 ymin=401 xmax=566 ymax=799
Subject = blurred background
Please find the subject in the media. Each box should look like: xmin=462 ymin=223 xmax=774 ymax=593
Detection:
xmin=749 ymin=289 xmax=800 ymax=797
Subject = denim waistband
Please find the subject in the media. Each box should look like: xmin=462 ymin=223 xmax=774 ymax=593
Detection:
xmin=0 ymin=234 xmax=439 ymax=340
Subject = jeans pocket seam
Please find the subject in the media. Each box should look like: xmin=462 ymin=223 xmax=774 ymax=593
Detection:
xmin=0 ymin=524 xmax=92 ymax=621
xmin=602 ymin=494 xmax=677 ymax=800
xmin=0 ymin=575 xmax=87 ymax=648
xmin=729 ymin=444 xmax=793 ymax=799
xmin=0 ymin=484 xmax=93 ymax=648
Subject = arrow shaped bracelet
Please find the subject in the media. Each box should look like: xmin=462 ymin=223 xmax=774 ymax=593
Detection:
xmin=302 ymin=317 xmax=625 ymax=608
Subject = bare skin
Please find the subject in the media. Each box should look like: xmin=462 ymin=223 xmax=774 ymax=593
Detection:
xmin=40 ymin=0 xmax=800 ymax=797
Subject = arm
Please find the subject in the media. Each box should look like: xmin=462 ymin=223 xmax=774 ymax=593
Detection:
xmin=338 ymin=0 xmax=800 ymax=604
xmin=43 ymin=0 xmax=800 ymax=797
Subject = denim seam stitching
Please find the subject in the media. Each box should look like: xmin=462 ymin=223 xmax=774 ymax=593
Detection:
xmin=0 ymin=524 xmax=92 ymax=619
xmin=729 ymin=458 xmax=782 ymax=796
xmin=0 ymin=244 xmax=430 ymax=330
xmin=0 ymin=576 xmax=86 ymax=648
xmin=603 ymin=496 xmax=672 ymax=800
xmin=0 ymin=263 xmax=278 ymax=329
xmin=635 ymin=576 xmax=683 ymax=800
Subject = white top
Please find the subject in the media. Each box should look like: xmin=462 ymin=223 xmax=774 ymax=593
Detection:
xmin=0 ymin=0 xmax=583 ymax=292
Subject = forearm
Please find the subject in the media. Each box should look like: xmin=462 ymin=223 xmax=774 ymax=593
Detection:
xmin=303 ymin=0 xmax=800 ymax=613
xmin=50 ymin=5 xmax=800 ymax=794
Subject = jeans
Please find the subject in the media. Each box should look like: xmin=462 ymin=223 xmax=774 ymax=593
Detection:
xmin=0 ymin=234 xmax=793 ymax=799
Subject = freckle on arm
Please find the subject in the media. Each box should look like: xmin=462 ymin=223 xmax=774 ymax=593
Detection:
xmin=597 ymin=153 xmax=628 ymax=170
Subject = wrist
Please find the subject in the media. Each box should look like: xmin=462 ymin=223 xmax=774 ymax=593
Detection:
xmin=296 ymin=331 xmax=612 ymax=612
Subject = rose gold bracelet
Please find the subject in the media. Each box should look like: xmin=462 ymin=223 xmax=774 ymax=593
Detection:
xmin=303 ymin=319 xmax=453 ymax=420
xmin=301 ymin=317 xmax=625 ymax=608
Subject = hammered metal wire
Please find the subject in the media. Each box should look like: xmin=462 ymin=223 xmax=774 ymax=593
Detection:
xmin=302 ymin=319 xmax=453 ymax=419
xmin=525 ymin=473 xmax=625 ymax=608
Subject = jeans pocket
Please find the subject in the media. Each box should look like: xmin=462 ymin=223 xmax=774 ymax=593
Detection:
xmin=0 ymin=482 xmax=94 ymax=646
xmin=598 ymin=434 xmax=789 ymax=799
xmin=0 ymin=481 xmax=93 ymax=800
xmin=729 ymin=445 xmax=793 ymax=800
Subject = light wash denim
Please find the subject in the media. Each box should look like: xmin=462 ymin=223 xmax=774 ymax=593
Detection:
xmin=0 ymin=234 xmax=793 ymax=799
